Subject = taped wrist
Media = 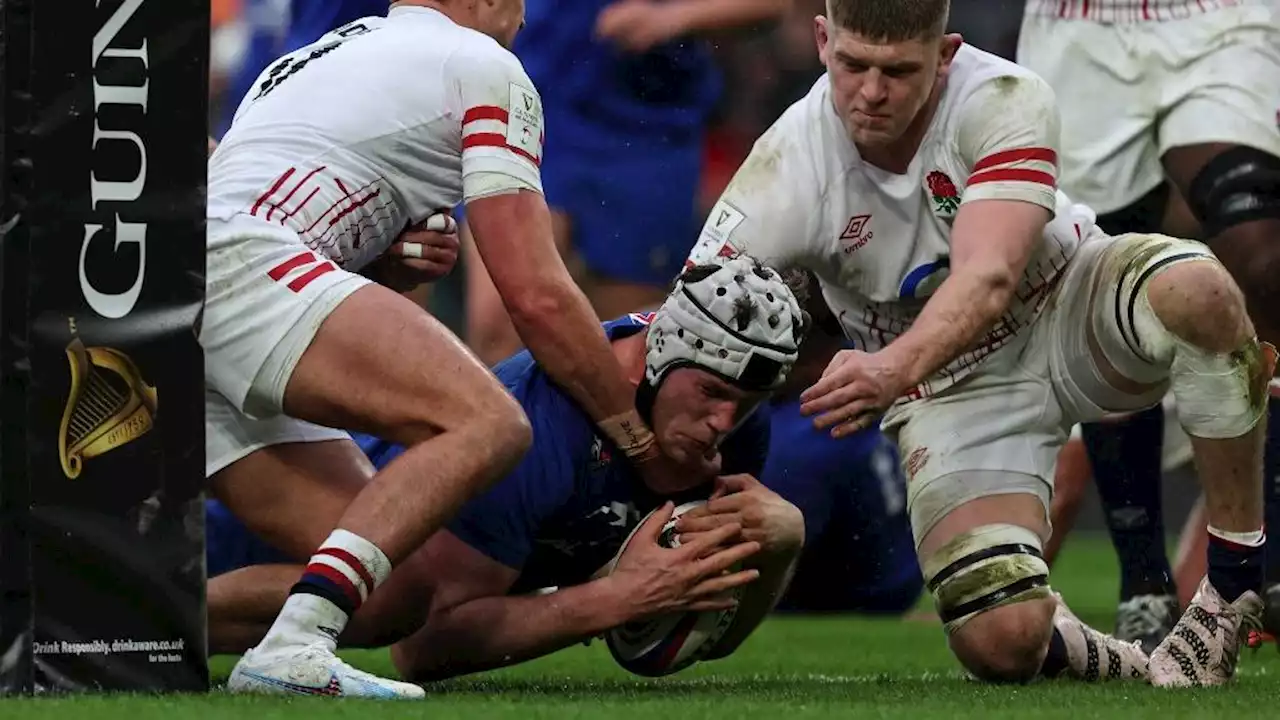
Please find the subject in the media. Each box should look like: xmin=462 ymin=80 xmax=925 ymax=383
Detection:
xmin=923 ymin=524 xmax=1052 ymax=635
xmin=598 ymin=410 xmax=659 ymax=463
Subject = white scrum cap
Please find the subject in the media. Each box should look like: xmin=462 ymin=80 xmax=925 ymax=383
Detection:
xmin=646 ymin=255 xmax=806 ymax=391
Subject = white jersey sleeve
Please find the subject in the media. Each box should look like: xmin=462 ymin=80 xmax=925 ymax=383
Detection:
xmin=446 ymin=47 xmax=545 ymax=201
xmin=955 ymin=74 xmax=1060 ymax=212
xmin=685 ymin=119 xmax=819 ymax=274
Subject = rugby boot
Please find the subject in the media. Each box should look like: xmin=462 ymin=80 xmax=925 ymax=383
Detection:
xmin=1149 ymin=576 xmax=1263 ymax=687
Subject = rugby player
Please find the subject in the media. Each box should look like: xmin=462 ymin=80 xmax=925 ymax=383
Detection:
xmin=686 ymin=0 xmax=1274 ymax=686
xmin=1017 ymin=0 xmax=1280 ymax=650
xmin=206 ymin=0 xmax=694 ymax=699
xmin=463 ymin=0 xmax=794 ymax=364
xmin=205 ymin=258 xmax=836 ymax=680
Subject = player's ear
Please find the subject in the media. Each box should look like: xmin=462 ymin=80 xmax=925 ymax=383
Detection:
xmin=814 ymin=15 xmax=830 ymax=64
xmin=937 ymin=32 xmax=963 ymax=72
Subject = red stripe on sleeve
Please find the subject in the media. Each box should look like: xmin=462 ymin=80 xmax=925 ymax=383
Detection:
xmin=462 ymin=133 xmax=541 ymax=167
xmin=967 ymin=168 xmax=1056 ymax=188
xmin=972 ymin=147 xmax=1057 ymax=173
xmin=462 ymin=106 xmax=509 ymax=125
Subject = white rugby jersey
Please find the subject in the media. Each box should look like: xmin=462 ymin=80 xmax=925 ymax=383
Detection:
xmin=207 ymin=5 xmax=544 ymax=272
xmin=1025 ymin=0 xmax=1254 ymax=22
xmin=687 ymin=44 xmax=1096 ymax=400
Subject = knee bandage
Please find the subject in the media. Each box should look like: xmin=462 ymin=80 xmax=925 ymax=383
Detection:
xmin=1128 ymin=275 xmax=1271 ymax=439
xmin=922 ymin=524 xmax=1051 ymax=635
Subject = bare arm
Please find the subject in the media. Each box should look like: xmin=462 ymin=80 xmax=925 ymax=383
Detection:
xmin=877 ymin=200 xmax=1049 ymax=387
xmin=466 ymin=191 xmax=648 ymax=439
xmin=878 ymin=74 xmax=1061 ymax=387
xmin=392 ymin=511 xmax=760 ymax=682
xmin=391 ymin=533 xmax=634 ymax=682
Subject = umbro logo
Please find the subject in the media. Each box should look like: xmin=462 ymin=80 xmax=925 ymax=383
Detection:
xmin=840 ymin=214 xmax=873 ymax=254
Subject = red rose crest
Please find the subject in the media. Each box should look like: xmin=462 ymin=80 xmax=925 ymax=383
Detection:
xmin=926 ymin=170 xmax=960 ymax=215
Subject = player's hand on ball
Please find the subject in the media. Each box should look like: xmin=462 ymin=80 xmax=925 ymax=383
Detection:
xmin=373 ymin=213 xmax=459 ymax=292
xmin=798 ymin=349 xmax=907 ymax=438
xmin=675 ymin=474 xmax=805 ymax=557
xmin=610 ymin=502 xmax=761 ymax=620
xmin=594 ymin=0 xmax=688 ymax=53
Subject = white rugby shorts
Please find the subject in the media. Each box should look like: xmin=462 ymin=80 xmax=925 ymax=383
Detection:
xmin=881 ymin=231 xmax=1216 ymax=522
xmin=1017 ymin=5 xmax=1280 ymax=214
xmin=202 ymin=214 xmax=366 ymax=478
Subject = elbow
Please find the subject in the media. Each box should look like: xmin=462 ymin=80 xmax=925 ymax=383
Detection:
xmin=975 ymin=267 xmax=1020 ymax=320
xmin=504 ymin=280 xmax=570 ymax=334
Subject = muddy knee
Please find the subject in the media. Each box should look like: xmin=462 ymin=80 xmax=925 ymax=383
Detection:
xmin=950 ymin=599 xmax=1056 ymax=682
xmin=1138 ymin=257 xmax=1271 ymax=439
xmin=922 ymin=523 xmax=1055 ymax=682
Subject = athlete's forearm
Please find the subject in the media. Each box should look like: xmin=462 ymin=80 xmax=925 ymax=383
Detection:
xmin=670 ymin=0 xmax=791 ymax=33
xmin=391 ymin=577 xmax=633 ymax=682
xmin=468 ymin=192 xmax=644 ymax=434
xmin=878 ymin=267 xmax=1017 ymax=388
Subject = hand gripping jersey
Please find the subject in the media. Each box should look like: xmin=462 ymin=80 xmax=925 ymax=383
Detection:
xmin=688 ymin=44 xmax=1096 ymax=399
xmin=207 ymin=5 xmax=545 ymax=273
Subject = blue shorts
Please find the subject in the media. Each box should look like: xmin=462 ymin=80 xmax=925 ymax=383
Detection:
xmin=205 ymin=500 xmax=292 ymax=578
xmin=541 ymin=112 xmax=703 ymax=288
xmin=762 ymin=400 xmax=924 ymax=615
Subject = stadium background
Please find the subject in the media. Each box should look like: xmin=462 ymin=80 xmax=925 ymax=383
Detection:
xmin=207 ymin=0 xmax=1201 ymax=533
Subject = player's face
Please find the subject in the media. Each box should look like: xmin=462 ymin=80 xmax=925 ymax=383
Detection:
xmin=650 ymin=368 xmax=765 ymax=484
xmin=815 ymin=19 xmax=960 ymax=148
xmin=477 ymin=0 xmax=526 ymax=48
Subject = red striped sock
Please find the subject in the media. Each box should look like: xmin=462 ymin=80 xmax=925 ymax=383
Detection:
xmin=291 ymin=529 xmax=392 ymax=617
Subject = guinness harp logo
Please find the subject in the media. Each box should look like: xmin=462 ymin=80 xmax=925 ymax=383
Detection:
xmin=59 ymin=337 xmax=158 ymax=479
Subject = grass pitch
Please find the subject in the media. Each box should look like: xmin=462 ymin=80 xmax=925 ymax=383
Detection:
xmin=5 ymin=534 xmax=1278 ymax=719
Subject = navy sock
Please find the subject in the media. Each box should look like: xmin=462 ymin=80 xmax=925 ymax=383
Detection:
xmin=1080 ymin=405 xmax=1175 ymax=599
xmin=1265 ymin=397 xmax=1280 ymax=586
xmin=1208 ymin=531 xmax=1265 ymax=603
xmin=1039 ymin=628 xmax=1070 ymax=678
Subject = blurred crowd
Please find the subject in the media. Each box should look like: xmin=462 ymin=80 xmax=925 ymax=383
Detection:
xmin=209 ymin=0 xmax=1026 ymax=334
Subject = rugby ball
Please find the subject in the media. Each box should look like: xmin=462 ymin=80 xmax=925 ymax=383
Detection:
xmin=604 ymin=500 xmax=740 ymax=677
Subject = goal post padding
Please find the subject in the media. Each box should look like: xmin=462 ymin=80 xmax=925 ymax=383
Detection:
xmin=0 ymin=0 xmax=209 ymax=694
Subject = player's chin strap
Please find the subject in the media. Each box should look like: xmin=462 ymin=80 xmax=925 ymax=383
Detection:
xmin=922 ymin=524 xmax=1053 ymax=635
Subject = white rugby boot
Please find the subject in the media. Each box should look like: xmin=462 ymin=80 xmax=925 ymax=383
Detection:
xmin=228 ymin=641 xmax=425 ymax=699
xmin=1149 ymin=576 xmax=1263 ymax=687
xmin=1051 ymin=593 xmax=1150 ymax=681
xmin=1115 ymin=594 xmax=1179 ymax=656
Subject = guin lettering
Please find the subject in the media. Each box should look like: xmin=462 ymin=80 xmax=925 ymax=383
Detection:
xmin=82 ymin=0 xmax=148 ymax=320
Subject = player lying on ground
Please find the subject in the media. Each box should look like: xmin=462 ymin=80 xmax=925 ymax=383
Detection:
xmin=204 ymin=0 xmax=699 ymax=699
xmin=686 ymin=0 xmax=1276 ymax=687
xmin=205 ymin=258 xmax=859 ymax=680
xmin=1016 ymin=0 xmax=1280 ymax=654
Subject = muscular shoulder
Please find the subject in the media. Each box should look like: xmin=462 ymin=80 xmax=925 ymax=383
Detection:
xmin=445 ymin=31 xmax=534 ymax=87
xmin=940 ymin=47 xmax=1060 ymax=209
xmin=943 ymin=48 xmax=1058 ymax=161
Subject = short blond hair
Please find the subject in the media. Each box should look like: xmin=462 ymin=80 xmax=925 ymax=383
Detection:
xmin=826 ymin=0 xmax=949 ymax=41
